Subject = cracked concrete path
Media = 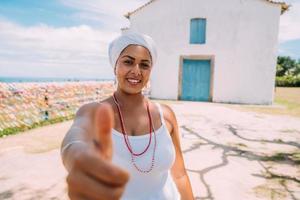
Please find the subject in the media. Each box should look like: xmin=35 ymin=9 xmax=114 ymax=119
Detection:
xmin=0 ymin=101 xmax=299 ymax=200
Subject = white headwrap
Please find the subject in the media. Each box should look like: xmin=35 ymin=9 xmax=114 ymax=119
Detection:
xmin=108 ymin=32 xmax=157 ymax=68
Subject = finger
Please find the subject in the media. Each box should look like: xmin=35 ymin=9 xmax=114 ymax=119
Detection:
xmin=94 ymin=103 xmax=114 ymax=160
xmin=67 ymin=170 xmax=125 ymax=200
xmin=74 ymin=147 xmax=129 ymax=186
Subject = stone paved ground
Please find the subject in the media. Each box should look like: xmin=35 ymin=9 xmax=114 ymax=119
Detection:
xmin=0 ymin=101 xmax=299 ymax=200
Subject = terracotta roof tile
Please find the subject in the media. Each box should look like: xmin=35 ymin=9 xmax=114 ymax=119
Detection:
xmin=124 ymin=0 xmax=289 ymax=18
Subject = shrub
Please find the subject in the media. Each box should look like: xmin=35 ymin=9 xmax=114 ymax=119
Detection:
xmin=276 ymin=76 xmax=300 ymax=87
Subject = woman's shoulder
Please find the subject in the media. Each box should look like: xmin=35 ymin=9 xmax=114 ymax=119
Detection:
xmin=154 ymin=102 xmax=177 ymax=132
xmin=157 ymin=103 xmax=176 ymax=119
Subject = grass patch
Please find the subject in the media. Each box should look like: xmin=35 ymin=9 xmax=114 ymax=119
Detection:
xmin=254 ymin=181 xmax=287 ymax=200
xmin=291 ymin=153 xmax=300 ymax=163
xmin=227 ymin=87 xmax=300 ymax=118
xmin=0 ymin=114 xmax=74 ymax=138
xmin=260 ymin=152 xmax=300 ymax=165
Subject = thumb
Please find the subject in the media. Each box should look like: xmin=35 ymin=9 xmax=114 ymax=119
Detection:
xmin=94 ymin=103 xmax=114 ymax=160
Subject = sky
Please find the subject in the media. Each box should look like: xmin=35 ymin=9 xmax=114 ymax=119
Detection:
xmin=0 ymin=0 xmax=299 ymax=79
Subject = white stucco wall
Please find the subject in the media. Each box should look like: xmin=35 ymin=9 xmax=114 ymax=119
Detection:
xmin=125 ymin=0 xmax=282 ymax=104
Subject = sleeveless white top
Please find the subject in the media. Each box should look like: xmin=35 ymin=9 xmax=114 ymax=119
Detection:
xmin=111 ymin=103 xmax=181 ymax=200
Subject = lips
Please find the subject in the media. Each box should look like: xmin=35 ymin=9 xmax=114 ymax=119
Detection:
xmin=126 ymin=78 xmax=141 ymax=85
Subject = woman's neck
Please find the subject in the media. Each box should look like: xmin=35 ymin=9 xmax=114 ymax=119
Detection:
xmin=114 ymin=89 xmax=146 ymax=109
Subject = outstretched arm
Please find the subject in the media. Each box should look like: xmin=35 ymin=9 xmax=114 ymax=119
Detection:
xmin=60 ymin=102 xmax=98 ymax=171
xmin=60 ymin=102 xmax=129 ymax=200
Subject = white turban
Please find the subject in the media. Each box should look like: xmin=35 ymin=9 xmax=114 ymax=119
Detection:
xmin=108 ymin=32 xmax=157 ymax=68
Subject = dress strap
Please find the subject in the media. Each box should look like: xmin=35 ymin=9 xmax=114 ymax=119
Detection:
xmin=155 ymin=102 xmax=165 ymax=126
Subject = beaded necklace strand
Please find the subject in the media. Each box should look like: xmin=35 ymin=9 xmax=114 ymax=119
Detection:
xmin=112 ymin=93 xmax=156 ymax=173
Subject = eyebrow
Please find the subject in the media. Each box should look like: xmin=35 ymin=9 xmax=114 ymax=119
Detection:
xmin=121 ymin=55 xmax=151 ymax=63
xmin=121 ymin=55 xmax=135 ymax=60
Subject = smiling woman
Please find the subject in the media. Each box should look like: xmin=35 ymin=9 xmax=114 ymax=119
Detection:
xmin=60 ymin=32 xmax=194 ymax=200
xmin=115 ymin=45 xmax=152 ymax=94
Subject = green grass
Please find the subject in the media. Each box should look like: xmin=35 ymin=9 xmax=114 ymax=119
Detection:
xmin=274 ymin=87 xmax=300 ymax=116
xmin=0 ymin=114 xmax=74 ymax=138
xmin=229 ymin=87 xmax=300 ymax=118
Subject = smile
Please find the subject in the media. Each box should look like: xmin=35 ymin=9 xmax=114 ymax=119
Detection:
xmin=126 ymin=78 xmax=141 ymax=85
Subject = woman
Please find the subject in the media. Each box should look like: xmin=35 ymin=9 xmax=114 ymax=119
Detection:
xmin=61 ymin=33 xmax=194 ymax=200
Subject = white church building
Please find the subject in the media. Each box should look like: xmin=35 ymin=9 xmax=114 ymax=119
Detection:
xmin=123 ymin=0 xmax=288 ymax=104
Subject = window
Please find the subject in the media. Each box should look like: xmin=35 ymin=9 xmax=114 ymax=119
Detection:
xmin=190 ymin=18 xmax=206 ymax=44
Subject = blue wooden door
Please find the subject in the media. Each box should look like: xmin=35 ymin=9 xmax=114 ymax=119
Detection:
xmin=181 ymin=59 xmax=211 ymax=101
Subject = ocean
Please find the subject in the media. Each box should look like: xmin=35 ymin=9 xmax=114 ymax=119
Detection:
xmin=0 ymin=77 xmax=113 ymax=83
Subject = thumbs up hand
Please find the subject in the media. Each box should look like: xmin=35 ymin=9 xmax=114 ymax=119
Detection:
xmin=66 ymin=103 xmax=129 ymax=200
xmin=94 ymin=103 xmax=114 ymax=160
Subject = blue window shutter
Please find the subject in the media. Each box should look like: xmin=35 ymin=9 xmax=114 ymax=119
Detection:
xmin=190 ymin=18 xmax=206 ymax=44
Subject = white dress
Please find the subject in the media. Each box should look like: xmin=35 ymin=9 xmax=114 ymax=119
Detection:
xmin=111 ymin=103 xmax=181 ymax=200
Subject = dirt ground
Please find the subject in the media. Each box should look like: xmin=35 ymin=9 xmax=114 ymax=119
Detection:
xmin=0 ymin=101 xmax=299 ymax=200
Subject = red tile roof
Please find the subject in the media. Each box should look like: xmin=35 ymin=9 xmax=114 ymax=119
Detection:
xmin=124 ymin=0 xmax=289 ymax=18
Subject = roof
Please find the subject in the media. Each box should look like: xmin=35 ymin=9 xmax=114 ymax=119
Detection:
xmin=124 ymin=0 xmax=289 ymax=18
xmin=266 ymin=0 xmax=290 ymax=13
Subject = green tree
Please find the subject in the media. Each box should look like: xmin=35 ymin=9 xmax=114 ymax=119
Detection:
xmin=276 ymin=56 xmax=297 ymax=77
xmin=294 ymin=59 xmax=300 ymax=77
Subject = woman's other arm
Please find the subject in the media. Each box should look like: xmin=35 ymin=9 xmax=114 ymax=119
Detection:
xmin=162 ymin=104 xmax=194 ymax=200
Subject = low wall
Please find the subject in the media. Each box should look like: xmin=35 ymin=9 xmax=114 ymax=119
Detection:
xmin=0 ymin=81 xmax=114 ymax=136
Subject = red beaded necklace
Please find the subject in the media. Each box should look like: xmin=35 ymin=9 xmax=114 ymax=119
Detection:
xmin=112 ymin=93 xmax=156 ymax=173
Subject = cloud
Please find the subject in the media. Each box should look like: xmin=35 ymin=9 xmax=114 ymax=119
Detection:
xmin=0 ymin=0 xmax=149 ymax=78
xmin=0 ymin=20 xmax=118 ymax=78
xmin=278 ymin=1 xmax=300 ymax=42
xmin=59 ymin=0 xmax=148 ymax=30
